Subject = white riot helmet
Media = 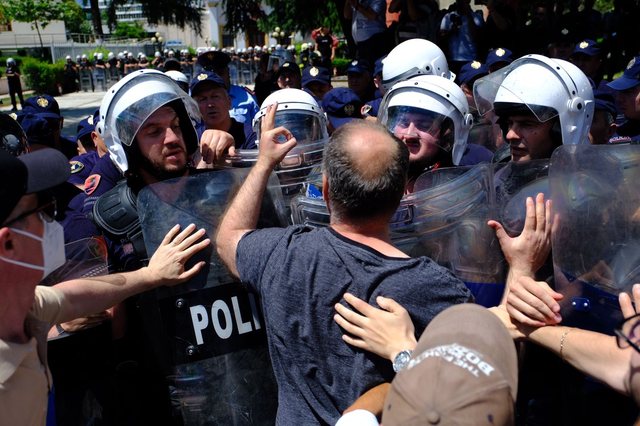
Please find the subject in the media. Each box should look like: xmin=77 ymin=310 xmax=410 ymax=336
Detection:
xmin=382 ymin=39 xmax=453 ymax=90
xmin=96 ymin=69 xmax=201 ymax=173
xmin=154 ymin=51 xmax=162 ymax=58
xmin=379 ymin=75 xmax=473 ymax=166
xmin=253 ymin=88 xmax=329 ymax=168
xmin=108 ymin=52 xmax=115 ymax=59
xmin=165 ymin=70 xmax=189 ymax=92
xmin=474 ymin=54 xmax=594 ymax=146
xmin=97 ymin=52 xmax=103 ymax=60
xmin=65 ymin=55 xmax=71 ymax=61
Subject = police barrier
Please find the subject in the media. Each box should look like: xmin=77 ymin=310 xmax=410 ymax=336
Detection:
xmin=137 ymin=168 xmax=287 ymax=425
xmin=551 ymin=144 xmax=640 ymax=334
xmin=291 ymin=164 xmax=507 ymax=306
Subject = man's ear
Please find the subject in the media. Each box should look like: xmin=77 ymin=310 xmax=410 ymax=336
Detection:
xmin=0 ymin=227 xmax=15 ymax=258
xmin=322 ymin=173 xmax=331 ymax=213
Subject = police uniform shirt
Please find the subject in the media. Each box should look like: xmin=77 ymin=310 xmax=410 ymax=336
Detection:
xmin=0 ymin=286 xmax=68 ymax=426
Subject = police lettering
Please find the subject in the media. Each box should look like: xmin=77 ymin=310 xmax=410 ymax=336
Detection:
xmin=190 ymin=293 xmax=262 ymax=345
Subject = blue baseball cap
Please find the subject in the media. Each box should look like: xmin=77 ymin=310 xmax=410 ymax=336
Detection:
xmin=608 ymin=56 xmax=640 ymax=91
xmin=347 ymin=59 xmax=371 ymax=75
xmin=321 ymin=88 xmax=363 ymax=130
xmin=374 ymin=56 xmax=386 ymax=78
xmin=189 ymin=70 xmax=226 ymax=95
xmin=23 ymin=95 xmax=61 ymax=120
xmin=17 ymin=113 xmax=55 ymax=147
xmin=76 ymin=109 xmax=100 ymax=141
xmin=275 ymin=61 xmax=301 ymax=79
xmin=302 ymin=66 xmax=331 ymax=88
xmin=457 ymin=60 xmax=489 ymax=85
xmin=572 ymin=39 xmax=601 ymax=57
xmin=593 ymin=89 xmax=617 ymax=116
xmin=486 ymin=48 xmax=513 ymax=69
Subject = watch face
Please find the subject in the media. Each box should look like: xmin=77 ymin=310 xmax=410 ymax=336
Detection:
xmin=393 ymin=350 xmax=413 ymax=372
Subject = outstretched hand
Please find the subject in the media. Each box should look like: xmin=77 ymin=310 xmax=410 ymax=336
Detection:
xmin=488 ymin=193 xmax=552 ymax=277
xmin=146 ymin=223 xmax=210 ymax=286
xmin=334 ymin=293 xmax=417 ymax=361
xmin=257 ymin=103 xmax=297 ymax=169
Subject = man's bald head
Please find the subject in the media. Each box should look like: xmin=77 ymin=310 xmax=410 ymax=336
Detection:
xmin=323 ymin=120 xmax=409 ymax=221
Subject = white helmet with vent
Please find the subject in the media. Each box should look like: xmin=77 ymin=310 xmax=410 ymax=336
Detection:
xmin=96 ymin=69 xmax=201 ymax=173
xmin=474 ymin=54 xmax=594 ymax=145
xmin=382 ymin=39 xmax=453 ymax=90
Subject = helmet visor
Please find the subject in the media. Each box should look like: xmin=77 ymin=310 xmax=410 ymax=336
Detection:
xmin=255 ymin=111 xmax=328 ymax=147
xmin=473 ymin=60 xmax=560 ymax=123
xmin=104 ymin=73 xmax=201 ymax=148
xmin=383 ymin=106 xmax=454 ymax=152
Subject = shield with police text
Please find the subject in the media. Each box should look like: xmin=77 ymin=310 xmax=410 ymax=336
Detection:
xmin=551 ymin=144 xmax=640 ymax=334
xmin=137 ymin=168 xmax=287 ymax=425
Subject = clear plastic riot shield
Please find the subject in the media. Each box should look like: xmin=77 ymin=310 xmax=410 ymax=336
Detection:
xmin=136 ymin=168 xmax=288 ymax=425
xmin=551 ymin=144 xmax=640 ymax=334
xmin=394 ymin=164 xmax=505 ymax=306
xmin=290 ymin=165 xmax=506 ymax=307
xmin=494 ymin=159 xmax=550 ymax=236
xmin=228 ymin=145 xmax=324 ymax=221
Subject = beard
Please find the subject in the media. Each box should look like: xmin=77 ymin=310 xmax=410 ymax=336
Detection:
xmin=138 ymin=148 xmax=188 ymax=181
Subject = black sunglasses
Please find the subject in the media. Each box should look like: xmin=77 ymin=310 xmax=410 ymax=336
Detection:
xmin=2 ymin=198 xmax=57 ymax=228
xmin=615 ymin=313 xmax=640 ymax=354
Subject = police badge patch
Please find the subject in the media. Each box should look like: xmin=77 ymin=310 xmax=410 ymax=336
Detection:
xmin=70 ymin=160 xmax=84 ymax=174
xmin=84 ymin=174 xmax=101 ymax=195
xmin=36 ymin=97 xmax=49 ymax=108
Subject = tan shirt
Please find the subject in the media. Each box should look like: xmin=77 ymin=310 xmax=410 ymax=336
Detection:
xmin=0 ymin=286 xmax=67 ymax=426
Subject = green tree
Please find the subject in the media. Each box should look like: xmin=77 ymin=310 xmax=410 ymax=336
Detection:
xmin=107 ymin=0 xmax=204 ymax=35
xmin=2 ymin=0 xmax=91 ymax=50
xmin=1 ymin=0 xmax=64 ymax=51
xmin=223 ymin=0 xmax=343 ymax=34
xmin=59 ymin=0 xmax=90 ymax=35
xmin=113 ymin=21 xmax=146 ymax=39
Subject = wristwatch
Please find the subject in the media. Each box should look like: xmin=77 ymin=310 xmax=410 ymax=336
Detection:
xmin=392 ymin=350 xmax=413 ymax=373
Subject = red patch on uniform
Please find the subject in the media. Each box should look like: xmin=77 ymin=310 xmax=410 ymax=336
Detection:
xmin=84 ymin=174 xmax=101 ymax=195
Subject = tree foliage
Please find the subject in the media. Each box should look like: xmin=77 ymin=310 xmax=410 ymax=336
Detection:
xmin=222 ymin=0 xmax=344 ymax=36
xmin=107 ymin=0 xmax=205 ymax=35
xmin=113 ymin=21 xmax=146 ymax=39
xmin=1 ymin=0 xmax=64 ymax=30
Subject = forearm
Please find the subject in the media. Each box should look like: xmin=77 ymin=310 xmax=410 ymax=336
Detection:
xmin=54 ymin=267 xmax=156 ymax=322
xmin=526 ymin=325 xmax=632 ymax=394
xmin=344 ymin=383 xmax=390 ymax=416
xmin=216 ymin=160 xmax=273 ymax=277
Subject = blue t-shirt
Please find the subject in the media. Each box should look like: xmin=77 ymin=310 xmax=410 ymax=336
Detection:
xmin=237 ymin=225 xmax=472 ymax=425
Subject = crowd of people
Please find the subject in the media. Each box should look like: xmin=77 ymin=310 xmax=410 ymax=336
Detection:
xmin=1 ymin=1 xmax=640 ymax=424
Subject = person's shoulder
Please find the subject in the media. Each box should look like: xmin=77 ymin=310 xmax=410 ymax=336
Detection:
xmin=460 ymin=143 xmax=494 ymax=166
